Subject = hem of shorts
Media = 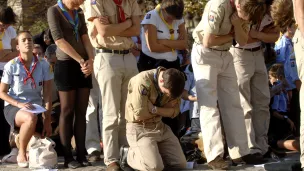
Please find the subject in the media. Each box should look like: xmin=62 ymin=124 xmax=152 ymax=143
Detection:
xmin=57 ymin=86 xmax=92 ymax=91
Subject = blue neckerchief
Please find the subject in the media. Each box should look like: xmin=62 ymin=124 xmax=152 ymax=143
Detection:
xmin=57 ymin=0 xmax=79 ymax=41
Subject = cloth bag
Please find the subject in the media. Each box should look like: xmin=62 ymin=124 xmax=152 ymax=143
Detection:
xmin=28 ymin=137 xmax=58 ymax=169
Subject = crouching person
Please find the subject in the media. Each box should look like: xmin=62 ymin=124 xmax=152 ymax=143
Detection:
xmin=0 ymin=31 xmax=53 ymax=168
xmin=120 ymin=67 xmax=187 ymax=171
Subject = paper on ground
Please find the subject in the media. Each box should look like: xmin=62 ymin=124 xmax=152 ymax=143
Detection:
xmin=21 ymin=104 xmax=47 ymax=114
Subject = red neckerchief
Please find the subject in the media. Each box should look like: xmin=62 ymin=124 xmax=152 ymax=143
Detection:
xmin=113 ymin=0 xmax=126 ymax=23
xmin=230 ymin=0 xmax=235 ymax=9
xmin=18 ymin=54 xmax=38 ymax=89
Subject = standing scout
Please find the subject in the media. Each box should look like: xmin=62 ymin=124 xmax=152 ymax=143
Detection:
xmin=292 ymin=0 xmax=304 ymax=170
xmin=191 ymin=0 xmax=266 ymax=169
xmin=121 ymin=67 xmax=187 ymax=171
xmin=83 ymin=0 xmax=142 ymax=170
xmin=230 ymin=12 xmax=280 ymax=157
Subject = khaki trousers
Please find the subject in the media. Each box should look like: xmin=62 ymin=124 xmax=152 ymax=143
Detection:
xmin=230 ymin=47 xmax=270 ymax=155
xmin=85 ymin=66 xmax=103 ymax=154
xmin=191 ymin=43 xmax=250 ymax=162
xmin=126 ymin=122 xmax=187 ymax=171
xmin=95 ymin=52 xmax=138 ymax=165
xmin=293 ymin=30 xmax=304 ymax=167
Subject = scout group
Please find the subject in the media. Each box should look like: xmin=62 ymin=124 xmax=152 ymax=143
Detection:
xmin=0 ymin=0 xmax=303 ymax=170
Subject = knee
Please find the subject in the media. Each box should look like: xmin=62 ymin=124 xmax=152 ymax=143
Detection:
xmin=25 ymin=114 xmax=38 ymax=125
xmin=146 ymin=162 xmax=164 ymax=171
xmin=60 ymin=106 xmax=74 ymax=119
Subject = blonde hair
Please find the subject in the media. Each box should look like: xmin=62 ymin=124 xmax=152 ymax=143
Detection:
xmin=271 ymin=0 xmax=294 ymax=29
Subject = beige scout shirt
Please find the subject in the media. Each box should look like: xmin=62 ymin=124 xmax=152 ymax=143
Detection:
xmin=125 ymin=68 xmax=180 ymax=123
xmin=83 ymin=0 xmax=142 ymax=50
xmin=193 ymin=0 xmax=248 ymax=50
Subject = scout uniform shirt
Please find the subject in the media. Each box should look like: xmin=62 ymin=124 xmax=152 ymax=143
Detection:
xmin=1 ymin=57 xmax=54 ymax=106
xmin=125 ymin=67 xmax=180 ymax=123
xmin=83 ymin=0 xmax=142 ymax=50
xmin=192 ymin=0 xmax=249 ymax=50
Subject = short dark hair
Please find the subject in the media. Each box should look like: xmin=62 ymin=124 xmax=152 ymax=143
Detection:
xmin=162 ymin=68 xmax=185 ymax=99
xmin=269 ymin=63 xmax=284 ymax=79
xmin=161 ymin=0 xmax=184 ymax=20
xmin=0 ymin=6 xmax=17 ymax=24
xmin=16 ymin=31 xmax=32 ymax=45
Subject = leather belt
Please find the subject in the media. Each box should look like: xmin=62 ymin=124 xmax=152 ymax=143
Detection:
xmin=95 ymin=48 xmax=130 ymax=55
xmin=236 ymin=46 xmax=262 ymax=52
xmin=209 ymin=48 xmax=229 ymax=52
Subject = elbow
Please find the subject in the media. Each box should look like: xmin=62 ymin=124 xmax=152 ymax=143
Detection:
xmin=147 ymin=43 xmax=157 ymax=52
xmin=202 ymin=41 xmax=211 ymax=48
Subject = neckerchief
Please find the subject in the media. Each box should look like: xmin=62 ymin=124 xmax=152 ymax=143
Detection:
xmin=57 ymin=0 xmax=79 ymax=41
xmin=18 ymin=54 xmax=38 ymax=89
xmin=155 ymin=4 xmax=175 ymax=54
xmin=113 ymin=0 xmax=126 ymax=23
xmin=0 ymin=31 xmax=4 ymax=50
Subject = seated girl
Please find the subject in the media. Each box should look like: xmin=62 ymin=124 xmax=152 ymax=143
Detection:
xmin=0 ymin=31 xmax=53 ymax=168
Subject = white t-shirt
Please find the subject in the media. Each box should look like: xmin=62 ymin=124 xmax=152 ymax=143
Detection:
xmin=0 ymin=26 xmax=17 ymax=70
xmin=236 ymin=14 xmax=273 ymax=48
xmin=0 ymin=26 xmax=17 ymax=50
xmin=141 ymin=9 xmax=184 ymax=61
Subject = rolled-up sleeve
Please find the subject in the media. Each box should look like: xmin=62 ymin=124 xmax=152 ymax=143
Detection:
xmin=129 ymin=78 xmax=154 ymax=121
xmin=47 ymin=6 xmax=64 ymax=41
xmin=1 ymin=62 xmax=13 ymax=85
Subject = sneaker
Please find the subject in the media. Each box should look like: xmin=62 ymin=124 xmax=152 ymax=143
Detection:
xmin=207 ymin=156 xmax=229 ymax=170
xmin=120 ymin=146 xmax=134 ymax=171
xmin=88 ymin=150 xmax=101 ymax=162
xmin=233 ymin=154 xmax=267 ymax=165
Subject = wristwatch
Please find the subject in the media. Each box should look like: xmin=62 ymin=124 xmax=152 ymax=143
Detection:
xmin=151 ymin=106 xmax=157 ymax=114
xmin=283 ymin=115 xmax=288 ymax=121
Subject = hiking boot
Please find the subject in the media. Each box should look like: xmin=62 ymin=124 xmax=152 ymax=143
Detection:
xmin=207 ymin=156 xmax=229 ymax=170
xmin=88 ymin=150 xmax=101 ymax=162
xmin=233 ymin=154 xmax=267 ymax=165
xmin=120 ymin=146 xmax=134 ymax=171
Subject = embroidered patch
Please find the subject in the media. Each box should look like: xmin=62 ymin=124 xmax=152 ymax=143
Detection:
xmin=146 ymin=14 xmax=151 ymax=19
xmin=209 ymin=15 xmax=214 ymax=22
xmin=91 ymin=0 xmax=96 ymax=5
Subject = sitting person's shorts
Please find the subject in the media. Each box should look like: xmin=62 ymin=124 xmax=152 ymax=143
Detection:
xmin=4 ymin=105 xmax=44 ymax=134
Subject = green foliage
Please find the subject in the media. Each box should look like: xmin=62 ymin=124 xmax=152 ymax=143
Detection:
xmin=184 ymin=0 xmax=208 ymax=16
xmin=29 ymin=19 xmax=49 ymax=35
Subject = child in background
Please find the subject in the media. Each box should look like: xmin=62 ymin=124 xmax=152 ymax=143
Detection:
xmin=268 ymin=64 xmax=299 ymax=152
xmin=180 ymin=64 xmax=199 ymax=136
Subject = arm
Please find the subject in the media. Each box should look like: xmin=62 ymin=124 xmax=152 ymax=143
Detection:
xmin=144 ymin=24 xmax=172 ymax=52
xmin=181 ymin=90 xmax=197 ymax=102
xmin=202 ymin=33 xmax=233 ymax=48
xmin=0 ymin=83 xmax=20 ymax=107
xmin=0 ymin=50 xmax=19 ymax=62
xmin=158 ymin=23 xmax=188 ymax=50
xmin=148 ymin=99 xmax=180 ymax=118
xmin=118 ymin=16 xmax=141 ymax=37
xmin=295 ymin=0 xmax=304 ymax=36
xmin=251 ymin=25 xmax=280 ymax=43
xmin=81 ymin=34 xmax=94 ymax=60
xmin=92 ymin=17 xmax=132 ymax=37
xmin=43 ymin=80 xmax=52 ymax=120
xmin=55 ymin=39 xmax=84 ymax=63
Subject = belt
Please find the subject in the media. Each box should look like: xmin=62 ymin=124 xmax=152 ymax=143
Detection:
xmin=235 ymin=46 xmax=262 ymax=52
xmin=195 ymin=42 xmax=229 ymax=51
xmin=209 ymin=48 xmax=229 ymax=52
xmin=95 ymin=48 xmax=130 ymax=55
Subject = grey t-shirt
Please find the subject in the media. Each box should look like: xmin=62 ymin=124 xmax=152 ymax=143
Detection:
xmin=47 ymin=6 xmax=88 ymax=61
